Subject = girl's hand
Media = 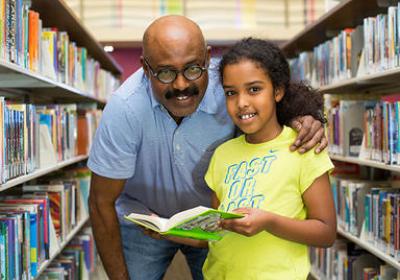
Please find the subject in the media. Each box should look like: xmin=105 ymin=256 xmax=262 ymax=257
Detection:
xmin=220 ymin=208 xmax=270 ymax=237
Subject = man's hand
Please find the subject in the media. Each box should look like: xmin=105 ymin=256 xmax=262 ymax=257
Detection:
xmin=220 ymin=208 xmax=270 ymax=237
xmin=289 ymin=115 xmax=327 ymax=154
xmin=140 ymin=213 xmax=165 ymax=240
xmin=142 ymin=228 xmax=165 ymax=240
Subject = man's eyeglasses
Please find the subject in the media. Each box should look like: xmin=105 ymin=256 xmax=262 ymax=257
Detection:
xmin=143 ymin=57 xmax=208 ymax=84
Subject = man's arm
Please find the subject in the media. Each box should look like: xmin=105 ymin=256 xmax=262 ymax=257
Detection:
xmin=89 ymin=173 xmax=129 ymax=280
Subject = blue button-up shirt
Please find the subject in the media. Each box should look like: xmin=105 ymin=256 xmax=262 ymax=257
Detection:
xmin=88 ymin=59 xmax=235 ymax=218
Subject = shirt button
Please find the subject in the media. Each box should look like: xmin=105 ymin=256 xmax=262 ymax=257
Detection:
xmin=176 ymin=144 xmax=180 ymax=151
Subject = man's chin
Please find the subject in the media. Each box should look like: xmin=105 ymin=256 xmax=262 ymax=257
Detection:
xmin=168 ymin=106 xmax=197 ymax=119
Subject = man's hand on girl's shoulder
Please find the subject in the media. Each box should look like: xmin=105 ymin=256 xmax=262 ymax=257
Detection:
xmin=289 ymin=115 xmax=327 ymax=154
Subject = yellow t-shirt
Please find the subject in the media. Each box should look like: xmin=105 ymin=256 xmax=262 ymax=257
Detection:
xmin=203 ymin=126 xmax=334 ymax=280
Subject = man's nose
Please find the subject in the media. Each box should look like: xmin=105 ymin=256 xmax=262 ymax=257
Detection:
xmin=172 ymin=72 xmax=190 ymax=91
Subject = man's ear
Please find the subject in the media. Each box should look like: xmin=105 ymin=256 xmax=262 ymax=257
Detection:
xmin=275 ymin=87 xmax=285 ymax=102
xmin=206 ymin=46 xmax=212 ymax=66
xmin=140 ymin=55 xmax=149 ymax=77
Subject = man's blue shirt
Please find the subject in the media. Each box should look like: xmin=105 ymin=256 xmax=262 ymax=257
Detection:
xmin=88 ymin=59 xmax=235 ymax=218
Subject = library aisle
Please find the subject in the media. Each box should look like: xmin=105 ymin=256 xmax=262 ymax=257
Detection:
xmin=2 ymin=0 xmax=400 ymax=279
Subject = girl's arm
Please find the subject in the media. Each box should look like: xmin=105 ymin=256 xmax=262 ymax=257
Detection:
xmin=159 ymin=192 xmax=221 ymax=248
xmin=221 ymin=172 xmax=337 ymax=248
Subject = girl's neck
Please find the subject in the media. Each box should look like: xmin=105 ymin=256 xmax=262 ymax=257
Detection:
xmin=245 ymin=122 xmax=283 ymax=144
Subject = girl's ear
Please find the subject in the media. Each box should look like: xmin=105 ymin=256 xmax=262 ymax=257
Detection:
xmin=274 ymin=87 xmax=285 ymax=102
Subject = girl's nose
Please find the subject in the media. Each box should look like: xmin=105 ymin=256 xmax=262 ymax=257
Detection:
xmin=237 ymin=93 xmax=249 ymax=109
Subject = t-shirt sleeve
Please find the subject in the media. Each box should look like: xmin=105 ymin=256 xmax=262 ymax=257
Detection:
xmin=205 ymin=151 xmax=217 ymax=192
xmin=87 ymin=94 xmax=140 ymax=179
xmin=299 ymin=149 xmax=334 ymax=194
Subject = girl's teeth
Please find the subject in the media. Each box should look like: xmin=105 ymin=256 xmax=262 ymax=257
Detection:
xmin=240 ymin=113 xmax=255 ymax=120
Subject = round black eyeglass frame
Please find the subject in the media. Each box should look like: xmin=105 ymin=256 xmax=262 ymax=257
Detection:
xmin=144 ymin=57 xmax=208 ymax=84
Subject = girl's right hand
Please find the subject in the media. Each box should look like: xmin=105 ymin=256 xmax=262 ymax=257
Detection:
xmin=220 ymin=208 xmax=271 ymax=237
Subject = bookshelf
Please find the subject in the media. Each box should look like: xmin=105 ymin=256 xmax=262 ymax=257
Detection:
xmin=284 ymin=0 xmax=400 ymax=278
xmin=35 ymin=215 xmax=90 ymax=279
xmin=0 ymin=60 xmax=107 ymax=105
xmin=329 ymin=154 xmax=400 ymax=173
xmin=30 ymin=0 xmax=122 ymax=76
xmin=310 ymin=268 xmax=323 ymax=280
xmin=0 ymin=155 xmax=88 ymax=192
xmin=319 ymin=67 xmax=400 ymax=95
xmin=337 ymin=229 xmax=400 ymax=270
xmin=0 ymin=0 xmax=120 ymax=278
xmin=281 ymin=0 xmax=386 ymax=58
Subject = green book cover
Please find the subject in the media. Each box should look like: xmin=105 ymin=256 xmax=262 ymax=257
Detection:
xmin=124 ymin=206 xmax=243 ymax=241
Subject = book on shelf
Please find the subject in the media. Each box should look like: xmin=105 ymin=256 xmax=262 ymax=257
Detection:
xmin=0 ymin=0 xmax=120 ymax=97
xmin=312 ymin=239 xmax=400 ymax=279
xmin=124 ymin=206 xmax=243 ymax=241
xmin=331 ymin=175 xmax=400 ymax=259
xmin=0 ymin=100 xmax=103 ymax=184
xmin=40 ymin=227 xmax=96 ymax=280
xmin=289 ymin=3 xmax=400 ymax=88
xmin=325 ymin=95 xmax=400 ymax=165
xmin=0 ymin=166 xmax=92 ymax=279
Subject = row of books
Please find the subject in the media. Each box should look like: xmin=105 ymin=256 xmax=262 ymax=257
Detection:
xmin=310 ymin=239 xmax=400 ymax=279
xmin=326 ymin=96 xmax=400 ymax=165
xmin=289 ymin=3 xmax=400 ymax=87
xmin=38 ymin=227 xmax=96 ymax=280
xmin=0 ymin=0 xmax=120 ymax=100
xmin=0 ymin=166 xmax=90 ymax=280
xmin=331 ymin=176 xmax=400 ymax=261
xmin=0 ymin=99 xmax=101 ymax=184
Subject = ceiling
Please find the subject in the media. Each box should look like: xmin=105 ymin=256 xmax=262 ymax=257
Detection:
xmin=64 ymin=0 xmax=329 ymax=46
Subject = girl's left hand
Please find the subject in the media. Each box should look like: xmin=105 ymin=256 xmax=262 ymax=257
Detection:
xmin=220 ymin=208 xmax=270 ymax=237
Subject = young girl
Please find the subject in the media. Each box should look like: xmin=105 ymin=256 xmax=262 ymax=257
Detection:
xmin=201 ymin=38 xmax=337 ymax=279
xmin=161 ymin=38 xmax=336 ymax=279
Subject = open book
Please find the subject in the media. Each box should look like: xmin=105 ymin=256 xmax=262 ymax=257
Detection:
xmin=124 ymin=206 xmax=243 ymax=241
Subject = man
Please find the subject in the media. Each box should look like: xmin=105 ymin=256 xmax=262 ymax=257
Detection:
xmin=88 ymin=15 xmax=327 ymax=280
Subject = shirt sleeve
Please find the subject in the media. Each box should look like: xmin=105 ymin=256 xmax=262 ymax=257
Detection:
xmin=87 ymin=94 xmax=140 ymax=179
xmin=299 ymin=149 xmax=334 ymax=194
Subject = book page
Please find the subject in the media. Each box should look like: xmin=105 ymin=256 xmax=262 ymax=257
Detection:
xmin=125 ymin=213 xmax=168 ymax=232
xmin=166 ymin=206 xmax=210 ymax=230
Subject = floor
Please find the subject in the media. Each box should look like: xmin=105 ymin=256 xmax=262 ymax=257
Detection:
xmin=92 ymin=250 xmax=193 ymax=280
xmin=93 ymin=252 xmax=317 ymax=280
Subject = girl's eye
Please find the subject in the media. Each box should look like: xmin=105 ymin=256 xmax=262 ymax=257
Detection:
xmin=225 ymin=90 xmax=235 ymax=96
xmin=249 ymin=87 xmax=260 ymax=93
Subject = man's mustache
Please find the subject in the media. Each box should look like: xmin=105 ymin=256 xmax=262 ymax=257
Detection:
xmin=165 ymin=85 xmax=199 ymax=99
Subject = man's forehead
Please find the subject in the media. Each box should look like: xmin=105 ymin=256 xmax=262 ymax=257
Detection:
xmin=147 ymin=41 xmax=206 ymax=66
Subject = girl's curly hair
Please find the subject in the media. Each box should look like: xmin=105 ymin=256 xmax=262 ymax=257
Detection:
xmin=219 ymin=38 xmax=325 ymax=126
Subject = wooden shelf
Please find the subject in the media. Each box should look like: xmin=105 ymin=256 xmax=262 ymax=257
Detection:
xmin=337 ymin=228 xmax=400 ymax=270
xmin=319 ymin=67 xmax=400 ymax=94
xmin=35 ymin=216 xmax=90 ymax=279
xmin=281 ymin=0 xmax=386 ymax=58
xmin=0 ymin=155 xmax=88 ymax=192
xmin=30 ymin=0 xmax=122 ymax=76
xmin=329 ymin=154 xmax=400 ymax=172
xmin=0 ymin=59 xmax=107 ymax=105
